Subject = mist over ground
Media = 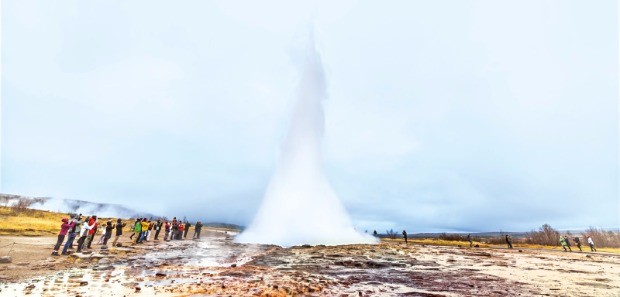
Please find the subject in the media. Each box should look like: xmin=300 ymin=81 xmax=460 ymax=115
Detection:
xmin=1 ymin=0 xmax=618 ymax=233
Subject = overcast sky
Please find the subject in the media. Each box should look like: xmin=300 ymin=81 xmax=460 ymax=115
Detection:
xmin=2 ymin=0 xmax=618 ymax=232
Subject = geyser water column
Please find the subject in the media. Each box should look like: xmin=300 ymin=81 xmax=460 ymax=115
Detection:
xmin=236 ymin=32 xmax=376 ymax=247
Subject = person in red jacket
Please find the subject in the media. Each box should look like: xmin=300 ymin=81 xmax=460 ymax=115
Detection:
xmin=164 ymin=221 xmax=171 ymax=241
xmin=52 ymin=218 xmax=75 ymax=256
xmin=178 ymin=223 xmax=185 ymax=240
xmin=82 ymin=216 xmax=98 ymax=251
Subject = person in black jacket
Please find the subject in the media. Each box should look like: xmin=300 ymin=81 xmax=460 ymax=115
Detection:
xmin=574 ymin=237 xmax=582 ymax=252
xmin=402 ymin=230 xmax=408 ymax=245
xmin=102 ymin=220 xmax=114 ymax=246
xmin=112 ymin=218 xmax=126 ymax=247
xmin=193 ymin=221 xmax=203 ymax=239
xmin=154 ymin=219 xmax=163 ymax=240
xmin=184 ymin=221 xmax=192 ymax=239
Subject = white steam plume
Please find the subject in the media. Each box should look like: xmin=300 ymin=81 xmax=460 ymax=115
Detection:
xmin=236 ymin=29 xmax=377 ymax=246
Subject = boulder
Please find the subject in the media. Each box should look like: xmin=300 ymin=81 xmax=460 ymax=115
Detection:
xmin=0 ymin=256 xmax=12 ymax=264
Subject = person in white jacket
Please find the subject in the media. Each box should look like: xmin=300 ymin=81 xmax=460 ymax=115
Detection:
xmin=75 ymin=217 xmax=93 ymax=253
xmin=587 ymin=236 xmax=597 ymax=252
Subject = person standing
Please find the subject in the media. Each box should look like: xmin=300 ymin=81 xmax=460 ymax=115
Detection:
xmin=52 ymin=218 xmax=75 ymax=256
xmin=102 ymin=220 xmax=114 ymax=246
xmin=139 ymin=218 xmax=149 ymax=243
xmin=560 ymin=236 xmax=569 ymax=252
xmin=76 ymin=216 xmax=92 ymax=253
xmin=563 ymin=235 xmax=572 ymax=252
xmin=171 ymin=218 xmax=179 ymax=240
xmin=96 ymin=221 xmax=109 ymax=245
xmin=146 ymin=220 xmax=154 ymax=242
xmin=164 ymin=221 xmax=171 ymax=241
xmin=178 ymin=223 xmax=185 ymax=240
xmin=574 ymin=237 xmax=582 ymax=252
xmin=62 ymin=215 xmax=82 ymax=255
xmin=83 ymin=216 xmax=98 ymax=251
xmin=133 ymin=218 xmax=143 ymax=244
xmin=184 ymin=221 xmax=191 ymax=239
xmin=402 ymin=230 xmax=408 ymax=245
xmin=193 ymin=221 xmax=203 ymax=239
xmin=588 ymin=236 xmax=597 ymax=252
xmin=154 ymin=219 xmax=162 ymax=240
xmin=505 ymin=235 xmax=513 ymax=249
xmin=467 ymin=234 xmax=473 ymax=248
xmin=129 ymin=218 xmax=140 ymax=240
xmin=112 ymin=218 xmax=126 ymax=247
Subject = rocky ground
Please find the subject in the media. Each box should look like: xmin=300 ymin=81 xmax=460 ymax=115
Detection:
xmin=1 ymin=230 xmax=619 ymax=296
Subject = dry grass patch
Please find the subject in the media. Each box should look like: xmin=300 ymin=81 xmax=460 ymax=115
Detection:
xmin=0 ymin=206 xmax=71 ymax=236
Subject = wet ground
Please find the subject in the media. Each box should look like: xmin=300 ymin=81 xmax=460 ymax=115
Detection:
xmin=1 ymin=231 xmax=619 ymax=296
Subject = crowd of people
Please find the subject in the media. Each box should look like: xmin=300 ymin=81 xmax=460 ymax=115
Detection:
xmin=504 ymin=234 xmax=598 ymax=252
xmin=51 ymin=214 xmax=204 ymax=256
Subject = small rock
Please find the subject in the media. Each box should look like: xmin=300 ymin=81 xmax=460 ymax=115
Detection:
xmin=230 ymin=264 xmax=237 ymax=268
xmin=155 ymin=273 xmax=166 ymax=277
xmin=0 ymin=257 xmax=12 ymax=264
xmin=135 ymin=287 xmax=141 ymax=292
xmin=98 ymin=258 xmax=111 ymax=264
xmin=518 ymin=250 xmax=523 ymax=252
xmin=79 ymin=281 xmax=88 ymax=286
xmin=100 ymin=246 xmax=108 ymax=250
xmin=92 ymin=265 xmax=114 ymax=271
xmin=25 ymin=284 xmax=35 ymax=290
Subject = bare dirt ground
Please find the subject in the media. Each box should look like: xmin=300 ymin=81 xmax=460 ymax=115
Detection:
xmin=1 ymin=231 xmax=619 ymax=296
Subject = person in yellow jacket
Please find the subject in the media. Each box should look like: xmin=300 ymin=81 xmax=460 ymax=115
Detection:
xmin=139 ymin=218 xmax=149 ymax=243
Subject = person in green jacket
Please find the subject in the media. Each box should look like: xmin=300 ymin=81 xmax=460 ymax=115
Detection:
xmin=133 ymin=218 xmax=142 ymax=244
xmin=560 ymin=236 xmax=569 ymax=252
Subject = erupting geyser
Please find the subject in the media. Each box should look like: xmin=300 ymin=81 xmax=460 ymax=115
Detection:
xmin=236 ymin=31 xmax=377 ymax=247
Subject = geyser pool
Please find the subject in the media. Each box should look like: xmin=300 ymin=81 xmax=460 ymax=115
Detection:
xmin=236 ymin=31 xmax=376 ymax=247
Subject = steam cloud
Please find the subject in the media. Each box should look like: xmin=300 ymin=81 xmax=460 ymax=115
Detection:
xmin=236 ymin=30 xmax=377 ymax=247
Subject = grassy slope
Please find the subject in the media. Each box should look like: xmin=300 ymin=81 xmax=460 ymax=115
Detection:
xmin=0 ymin=206 xmax=72 ymax=236
xmin=0 ymin=207 xmax=124 ymax=236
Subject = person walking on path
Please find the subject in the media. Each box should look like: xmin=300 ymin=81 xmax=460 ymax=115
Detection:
xmin=563 ymin=235 xmax=572 ymax=252
xmin=76 ymin=216 xmax=92 ymax=253
xmin=184 ymin=221 xmax=192 ymax=239
xmin=588 ymin=236 xmax=597 ymax=252
xmin=102 ymin=220 xmax=114 ymax=246
xmin=560 ymin=236 xmax=569 ymax=252
xmin=574 ymin=237 xmax=582 ymax=252
xmin=402 ymin=230 xmax=408 ymax=245
xmin=193 ymin=221 xmax=203 ymax=239
xmin=133 ymin=218 xmax=143 ymax=244
xmin=154 ymin=219 xmax=162 ymax=240
xmin=505 ymin=235 xmax=513 ymax=249
xmin=467 ymin=234 xmax=473 ymax=248
xmin=62 ymin=215 xmax=82 ymax=255
xmin=112 ymin=218 xmax=126 ymax=247
xmin=52 ymin=218 xmax=75 ymax=256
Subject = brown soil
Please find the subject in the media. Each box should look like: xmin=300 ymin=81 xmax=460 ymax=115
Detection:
xmin=1 ymin=232 xmax=619 ymax=296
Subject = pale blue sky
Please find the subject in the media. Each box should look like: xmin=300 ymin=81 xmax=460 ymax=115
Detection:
xmin=2 ymin=0 xmax=618 ymax=232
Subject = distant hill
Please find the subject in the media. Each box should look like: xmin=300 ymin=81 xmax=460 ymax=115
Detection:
xmin=1 ymin=194 xmax=158 ymax=219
